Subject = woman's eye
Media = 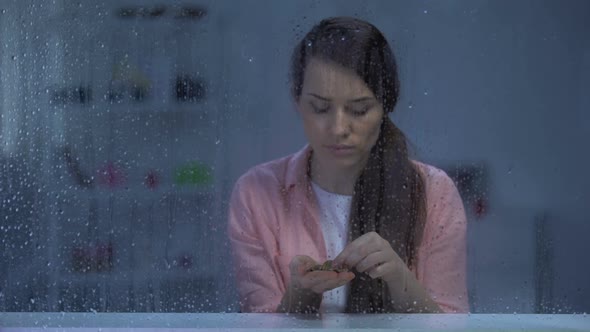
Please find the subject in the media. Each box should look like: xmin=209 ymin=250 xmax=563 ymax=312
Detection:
xmin=311 ymin=104 xmax=329 ymax=114
xmin=351 ymin=106 xmax=370 ymax=116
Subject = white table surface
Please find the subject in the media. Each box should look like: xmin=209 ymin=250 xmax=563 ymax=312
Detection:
xmin=0 ymin=313 xmax=588 ymax=331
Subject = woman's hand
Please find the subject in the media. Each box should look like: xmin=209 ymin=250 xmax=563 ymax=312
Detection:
xmin=332 ymin=231 xmax=404 ymax=285
xmin=288 ymin=255 xmax=355 ymax=294
xmin=277 ymin=255 xmax=355 ymax=313
xmin=332 ymin=232 xmax=442 ymax=313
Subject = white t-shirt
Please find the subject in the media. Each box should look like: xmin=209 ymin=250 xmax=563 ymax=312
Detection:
xmin=311 ymin=181 xmax=352 ymax=313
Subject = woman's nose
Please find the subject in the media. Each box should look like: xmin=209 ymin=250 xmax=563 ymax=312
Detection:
xmin=330 ymin=109 xmax=351 ymax=137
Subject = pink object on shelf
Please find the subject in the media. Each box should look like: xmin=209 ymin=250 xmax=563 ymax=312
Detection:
xmin=97 ymin=162 xmax=126 ymax=188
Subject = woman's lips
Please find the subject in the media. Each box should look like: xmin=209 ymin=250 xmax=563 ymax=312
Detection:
xmin=325 ymin=144 xmax=355 ymax=156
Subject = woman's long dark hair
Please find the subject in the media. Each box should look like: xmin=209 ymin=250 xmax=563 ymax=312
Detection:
xmin=290 ymin=17 xmax=427 ymax=313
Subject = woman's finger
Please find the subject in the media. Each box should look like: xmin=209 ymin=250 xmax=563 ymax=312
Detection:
xmin=333 ymin=232 xmax=385 ymax=267
xmin=355 ymin=250 xmax=389 ymax=273
xmin=366 ymin=261 xmax=394 ymax=280
xmin=310 ymin=274 xmax=355 ymax=293
xmin=299 ymin=270 xmax=338 ymax=289
xmin=289 ymin=255 xmax=317 ymax=276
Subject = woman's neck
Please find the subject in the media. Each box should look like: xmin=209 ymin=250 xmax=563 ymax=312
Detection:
xmin=309 ymin=153 xmax=366 ymax=196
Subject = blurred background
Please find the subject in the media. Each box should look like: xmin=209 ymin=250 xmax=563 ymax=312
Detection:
xmin=0 ymin=0 xmax=588 ymax=313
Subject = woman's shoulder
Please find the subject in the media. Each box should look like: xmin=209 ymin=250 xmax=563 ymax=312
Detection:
xmin=233 ymin=148 xmax=308 ymax=194
xmin=410 ymin=160 xmax=459 ymax=199
xmin=411 ymin=160 xmax=465 ymax=229
xmin=234 ymin=158 xmax=287 ymax=191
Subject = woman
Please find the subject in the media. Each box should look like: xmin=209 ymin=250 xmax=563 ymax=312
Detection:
xmin=227 ymin=17 xmax=468 ymax=314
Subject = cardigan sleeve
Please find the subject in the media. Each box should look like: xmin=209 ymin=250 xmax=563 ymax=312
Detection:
xmin=227 ymin=173 xmax=285 ymax=312
xmin=417 ymin=166 xmax=469 ymax=313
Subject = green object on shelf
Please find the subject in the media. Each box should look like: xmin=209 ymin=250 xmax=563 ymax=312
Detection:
xmin=174 ymin=162 xmax=213 ymax=185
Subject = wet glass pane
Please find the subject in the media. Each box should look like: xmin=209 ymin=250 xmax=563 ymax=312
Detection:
xmin=0 ymin=0 xmax=589 ymax=316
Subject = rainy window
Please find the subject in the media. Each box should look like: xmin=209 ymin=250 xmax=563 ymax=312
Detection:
xmin=1 ymin=0 xmax=589 ymax=316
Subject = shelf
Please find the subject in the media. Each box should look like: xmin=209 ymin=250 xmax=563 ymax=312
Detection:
xmin=53 ymin=103 xmax=216 ymax=114
xmin=5 ymin=260 xmax=221 ymax=290
xmin=57 ymin=269 xmax=218 ymax=287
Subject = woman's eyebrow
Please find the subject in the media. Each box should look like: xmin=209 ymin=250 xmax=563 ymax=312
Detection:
xmin=348 ymin=96 xmax=374 ymax=103
xmin=307 ymin=93 xmax=374 ymax=103
xmin=307 ymin=93 xmax=331 ymax=101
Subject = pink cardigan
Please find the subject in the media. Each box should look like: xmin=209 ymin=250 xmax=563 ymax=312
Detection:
xmin=227 ymin=145 xmax=468 ymax=313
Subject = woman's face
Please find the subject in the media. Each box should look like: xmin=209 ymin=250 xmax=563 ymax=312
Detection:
xmin=297 ymin=58 xmax=384 ymax=171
